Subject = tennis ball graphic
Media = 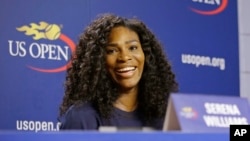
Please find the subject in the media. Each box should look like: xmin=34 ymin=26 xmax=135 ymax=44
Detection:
xmin=45 ymin=24 xmax=61 ymax=40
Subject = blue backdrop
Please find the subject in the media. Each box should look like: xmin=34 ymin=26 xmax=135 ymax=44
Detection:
xmin=0 ymin=0 xmax=239 ymax=131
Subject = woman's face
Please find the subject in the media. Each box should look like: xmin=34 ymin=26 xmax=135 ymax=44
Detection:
xmin=105 ymin=26 xmax=145 ymax=90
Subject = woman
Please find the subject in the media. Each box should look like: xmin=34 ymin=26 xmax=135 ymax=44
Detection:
xmin=59 ymin=13 xmax=178 ymax=130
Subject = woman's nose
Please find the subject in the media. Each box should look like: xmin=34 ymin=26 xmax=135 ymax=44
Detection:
xmin=117 ymin=49 xmax=132 ymax=62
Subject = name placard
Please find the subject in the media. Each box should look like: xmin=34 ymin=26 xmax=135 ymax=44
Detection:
xmin=163 ymin=93 xmax=250 ymax=132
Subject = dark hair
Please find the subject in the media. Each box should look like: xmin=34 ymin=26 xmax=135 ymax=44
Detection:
xmin=59 ymin=13 xmax=178 ymax=123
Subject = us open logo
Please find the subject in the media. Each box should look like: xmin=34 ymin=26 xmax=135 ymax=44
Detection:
xmin=180 ymin=106 xmax=198 ymax=119
xmin=8 ymin=21 xmax=76 ymax=73
xmin=189 ymin=0 xmax=228 ymax=15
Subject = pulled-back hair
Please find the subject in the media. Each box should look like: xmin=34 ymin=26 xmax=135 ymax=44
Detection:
xmin=59 ymin=13 xmax=178 ymax=123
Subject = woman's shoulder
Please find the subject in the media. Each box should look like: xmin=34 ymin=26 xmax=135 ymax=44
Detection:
xmin=69 ymin=102 xmax=97 ymax=114
xmin=63 ymin=102 xmax=99 ymax=120
xmin=60 ymin=102 xmax=101 ymax=130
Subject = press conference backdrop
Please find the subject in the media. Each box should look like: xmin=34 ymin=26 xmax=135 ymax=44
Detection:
xmin=0 ymin=0 xmax=239 ymax=131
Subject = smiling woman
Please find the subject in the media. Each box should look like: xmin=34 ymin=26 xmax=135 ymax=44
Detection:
xmin=105 ymin=26 xmax=145 ymax=94
xmin=58 ymin=13 xmax=178 ymax=131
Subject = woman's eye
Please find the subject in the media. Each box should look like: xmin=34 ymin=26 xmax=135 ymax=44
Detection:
xmin=106 ymin=49 xmax=116 ymax=54
xmin=129 ymin=46 xmax=137 ymax=51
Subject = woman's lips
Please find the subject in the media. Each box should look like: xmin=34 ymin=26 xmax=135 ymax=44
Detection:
xmin=115 ymin=67 xmax=136 ymax=78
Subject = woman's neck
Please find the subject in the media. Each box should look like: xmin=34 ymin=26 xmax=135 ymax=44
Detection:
xmin=113 ymin=87 xmax=138 ymax=112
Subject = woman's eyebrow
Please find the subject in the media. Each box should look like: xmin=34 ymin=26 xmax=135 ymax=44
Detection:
xmin=125 ymin=39 xmax=139 ymax=44
xmin=106 ymin=43 xmax=117 ymax=47
xmin=107 ymin=39 xmax=139 ymax=47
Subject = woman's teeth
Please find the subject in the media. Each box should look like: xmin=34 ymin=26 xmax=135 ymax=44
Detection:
xmin=117 ymin=67 xmax=135 ymax=72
